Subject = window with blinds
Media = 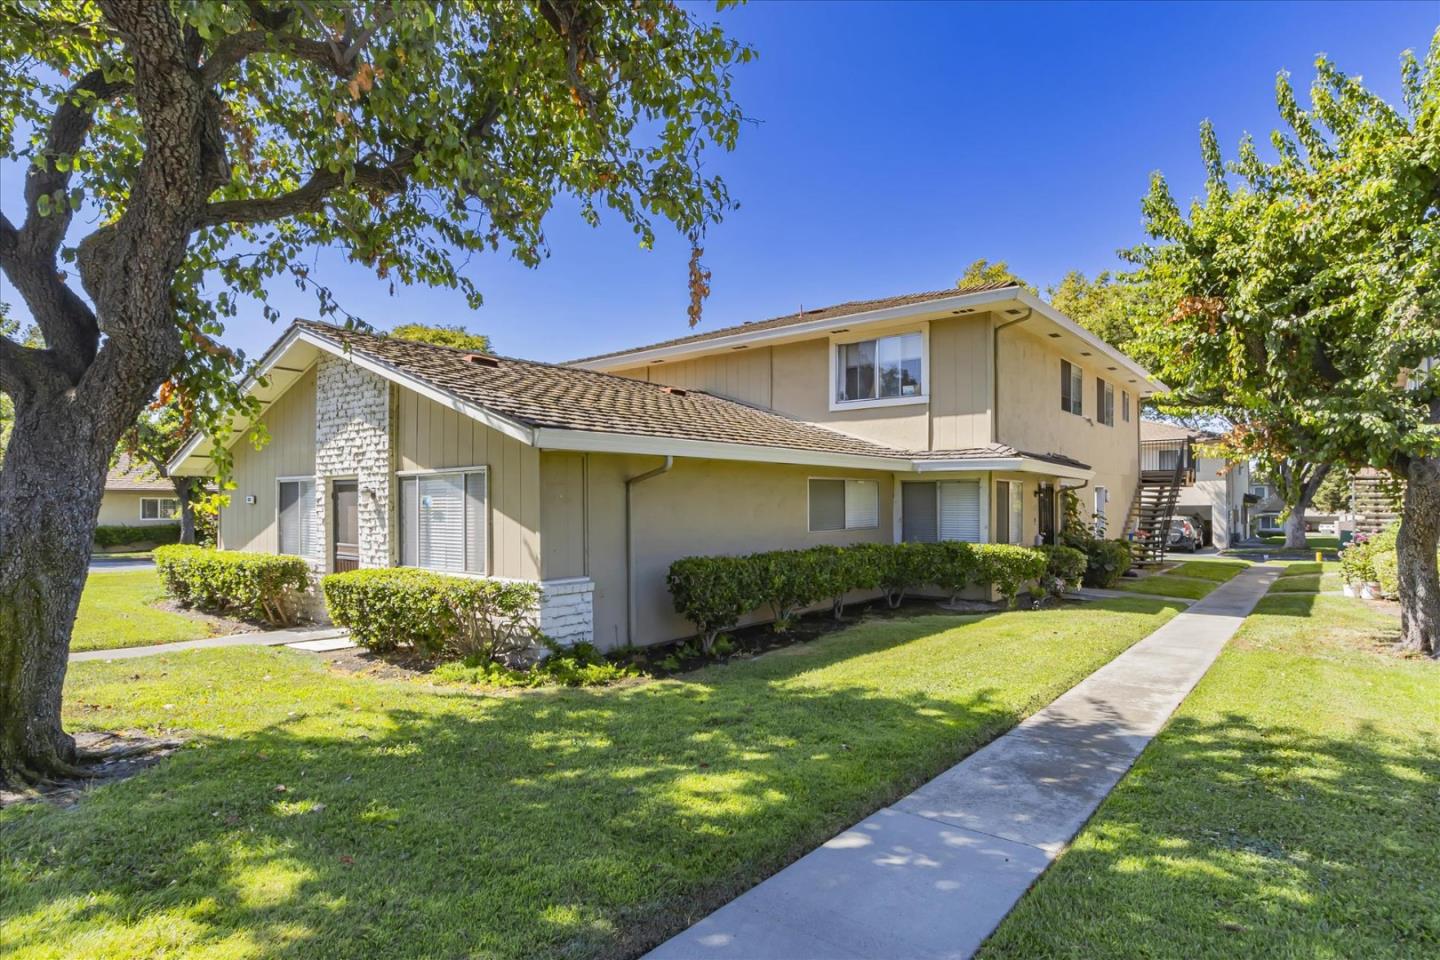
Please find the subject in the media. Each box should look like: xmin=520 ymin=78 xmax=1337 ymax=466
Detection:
xmin=995 ymin=480 xmax=1024 ymax=544
xmin=902 ymin=480 xmax=981 ymax=543
xmin=277 ymin=479 xmax=317 ymax=557
xmin=399 ymin=469 xmax=488 ymax=574
xmin=808 ymin=478 xmax=879 ymax=532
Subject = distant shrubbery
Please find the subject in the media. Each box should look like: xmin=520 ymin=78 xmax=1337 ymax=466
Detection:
xmin=154 ymin=544 xmax=310 ymax=625
xmin=1339 ymin=522 xmax=1431 ymax=600
xmin=94 ymin=522 xmax=181 ymax=549
xmin=667 ymin=540 xmax=1058 ymax=651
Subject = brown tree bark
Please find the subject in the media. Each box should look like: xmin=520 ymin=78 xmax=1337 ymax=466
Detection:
xmin=1396 ymin=457 xmax=1440 ymax=657
xmin=1280 ymin=462 xmax=1330 ymax=550
xmin=173 ymin=475 xmax=197 ymax=545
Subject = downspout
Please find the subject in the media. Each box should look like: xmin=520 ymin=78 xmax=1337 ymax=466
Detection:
xmin=625 ymin=456 xmax=673 ymax=646
xmin=990 ymin=309 xmax=1033 ymax=443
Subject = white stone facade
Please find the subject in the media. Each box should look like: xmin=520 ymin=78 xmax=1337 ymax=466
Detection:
xmin=314 ymin=354 xmax=392 ymax=568
xmin=537 ymin=577 xmax=595 ymax=647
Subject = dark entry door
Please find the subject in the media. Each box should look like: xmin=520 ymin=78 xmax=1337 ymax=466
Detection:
xmin=332 ymin=480 xmax=359 ymax=572
xmin=1037 ymin=483 xmax=1057 ymax=545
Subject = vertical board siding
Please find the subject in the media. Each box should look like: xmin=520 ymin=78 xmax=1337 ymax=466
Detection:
xmin=929 ymin=314 xmax=994 ymax=449
xmin=220 ymin=367 xmax=318 ymax=552
xmin=540 ymin=453 xmax=587 ymax=580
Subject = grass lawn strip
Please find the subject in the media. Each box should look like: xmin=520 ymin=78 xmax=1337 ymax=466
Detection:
xmin=1115 ymin=574 xmax=1220 ymax=600
xmin=980 ymin=594 xmax=1438 ymax=959
xmin=2 ymin=599 xmax=1179 ymax=960
xmin=1165 ymin=560 xmax=1249 ymax=582
xmin=71 ymin=569 xmax=227 ymax=653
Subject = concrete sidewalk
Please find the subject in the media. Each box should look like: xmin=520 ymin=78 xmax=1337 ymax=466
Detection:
xmin=70 ymin=626 xmax=351 ymax=662
xmin=645 ymin=564 xmax=1281 ymax=960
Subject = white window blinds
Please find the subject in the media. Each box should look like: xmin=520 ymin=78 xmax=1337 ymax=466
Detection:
xmin=845 ymin=480 xmax=878 ymax=529
xmin=400 ymin=469 xmax=488 ymax=574
xmin=939 ymin=481 xmax=981 ymax=543
xmin=277 ymin=479 xmax=316 ymax=557
xmin=809 ymin=478 xmax=879 ymax=532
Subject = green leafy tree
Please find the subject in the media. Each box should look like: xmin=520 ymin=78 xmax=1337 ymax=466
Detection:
xmin=956 ymin=258 xmax=1035 ymax=293
xmin=1132 ymin=34 xmax=1440 ymax=654
xmin=1313 ymin=466 xmax=1355 ymax=516
xmin=0 ymin=0 xmax=749 ymax=784
xmin=389 ymin=322 xmax=490 ymax=353
xmin=1047 ymin=269 xmax=1145 ymax=349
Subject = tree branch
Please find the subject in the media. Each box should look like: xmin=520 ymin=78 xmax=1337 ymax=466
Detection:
xmin=193 ymin=153 xmax=412 ymax=228
xmin=201 ymin=28 xmax=352 ymax=85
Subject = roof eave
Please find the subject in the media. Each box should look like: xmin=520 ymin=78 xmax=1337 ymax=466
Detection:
xmin=912 ymin=456 xmax=1094 ymax=481
xmin=532 ymin=427 xmax=911 ymax=471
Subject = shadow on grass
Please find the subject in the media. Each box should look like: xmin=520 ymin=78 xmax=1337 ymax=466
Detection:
xmin=4 ymin=611 xmax=1086 ymax=960
xmin=980 ymin=709 xmax=1440 ymax=959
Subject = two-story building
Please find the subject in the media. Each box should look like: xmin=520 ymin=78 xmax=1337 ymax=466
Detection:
xmin=170 ymin=284 xmax=1163 ymax=648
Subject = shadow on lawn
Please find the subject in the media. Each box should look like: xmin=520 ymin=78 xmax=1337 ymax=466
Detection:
xmin=981 ymin=710 xmax=1440 ymax=959
xmin=5 ymin=614 xmax=1043 ymax=960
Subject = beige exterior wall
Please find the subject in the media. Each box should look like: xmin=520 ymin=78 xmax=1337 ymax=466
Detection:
xmin=394 ymin=387 xmax=542 ymax=580
xmin=995 ymin=326 xmax=1140 ymax=535
xmin=768 ymin=338 xmax=931 ymax=450
xmin=537 ymin=453 xmax=896 ymax=650
xmin=611 ymin=349 xmax=773 ymax=407
xmin=219 ymin=367 xmax=318 ymax=552
xmin=929 ymin=314 xmax=995 ymax=449
xmin=97 ymin=490 xmax=176 ymax=527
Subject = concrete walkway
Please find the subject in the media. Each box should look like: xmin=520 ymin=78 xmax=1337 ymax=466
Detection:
xmin=70 ymin=626 xmax=351 ymax=662
xmin=645 ymin=564 xmax=1281 ymax=960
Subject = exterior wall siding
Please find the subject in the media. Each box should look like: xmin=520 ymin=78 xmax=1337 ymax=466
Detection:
xmin=219 ymin=367 xmax=317 ymax=552
xmin=929 ymin=314 xmax=995 ymax=449
xmin=97 ymin=490 xmax=175 ymax=527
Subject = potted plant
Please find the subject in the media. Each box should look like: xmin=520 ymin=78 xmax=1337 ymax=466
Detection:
xmin=1338 ymin=535 xmax=1371 ymax=599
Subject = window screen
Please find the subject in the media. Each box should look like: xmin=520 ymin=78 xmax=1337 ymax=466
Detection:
xmin=808 ymin=478 xmax=878 ymax=532
xmin=277 ymin=479 xmax=316 ymax=557
xmin=902 ymin=482 xmax=938 ymax=543
xmin=400 ymin=469 xmax=488 ymax=574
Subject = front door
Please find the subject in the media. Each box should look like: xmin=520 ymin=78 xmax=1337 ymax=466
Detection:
xmin=1037 ymin=483 xmax=1057 ymax=545
xmin=332 ymin=480 xmax=359 ymax=572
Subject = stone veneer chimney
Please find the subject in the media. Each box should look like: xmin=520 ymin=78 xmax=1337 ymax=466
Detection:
xmin=313 ymin=354 xmax=392 ymax=569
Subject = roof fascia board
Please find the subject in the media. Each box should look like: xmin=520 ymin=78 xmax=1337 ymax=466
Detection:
xmin=573 ymin=288 xmax=1019 ymax=371
xmin=913 ymin=457 xmax=1094 ymax=481
xmin=1012 ymin=289 xmax=1167 ymax=394
xmin=533 ymin=427 xmax=911 ymax=471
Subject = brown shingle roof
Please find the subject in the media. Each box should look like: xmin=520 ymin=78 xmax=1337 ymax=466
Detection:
xmin=911 ymin=444 xmax=1091 ymax=470
xmin=1139 ymin=420 xmax=1212 ymax=442
xmin=569 ymin=283 xmax=1021 ymax=365
xmin=297 ymin=321 xmax=907 ymax=461
xmin=106 ymin=452 xmax=172 ymax=492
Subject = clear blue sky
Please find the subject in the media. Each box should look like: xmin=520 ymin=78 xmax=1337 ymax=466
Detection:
xmin=2 ymin=1 xmax=1435 ymax=366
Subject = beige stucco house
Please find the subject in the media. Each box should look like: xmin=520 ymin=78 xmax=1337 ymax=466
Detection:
xmin=170 ymin=284 xmax=1163 ymax=649
xmin=1138 ymin=420 xmax=1254 ymax=549
xmin=98 ymin=453 xmax=180 ymax=529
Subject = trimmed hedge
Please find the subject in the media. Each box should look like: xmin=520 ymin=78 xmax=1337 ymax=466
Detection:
xmin=1038 ymin=544 xmax=1088 ymax=598
xmin=95 ymin=522 xmax=181 ymax=549
xmin=154 ymin=544 xmax=310 ymax=626
xmin=1071 ymin=537 xmax=1133 ymax=588
xmin=322 ymin=567 xmax=542 ymax=660
xmin=667 ymin=540 xmax=1049 ymax=645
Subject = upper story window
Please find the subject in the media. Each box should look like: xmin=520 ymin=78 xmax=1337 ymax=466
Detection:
xmin=1122 ymin=390 xmax=1131 ymax=422
xmin=834 ymin=332 xmax=923 ymax=405
xmin=1060 ymin=359 xmax=1083 ymax=415
xmin=1096 ymin=378 xmax=1115 ymax=426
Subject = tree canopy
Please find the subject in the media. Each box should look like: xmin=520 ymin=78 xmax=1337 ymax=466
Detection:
xmin=956 ymin=257 xmax=1034 ymax=293
xmin=389 ymin=322 xmax=491 ymax=353
xmin=1047 ymin=269 xmax=1146 ymax=350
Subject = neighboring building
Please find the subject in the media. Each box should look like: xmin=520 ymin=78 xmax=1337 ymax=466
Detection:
xmin=170 ymin=285 xmax=1163 ymax=648
xmin=1138 ymin=420 xmax=1253 ymax=549
xmin=99 ymin=453 xmax=180 ymax=528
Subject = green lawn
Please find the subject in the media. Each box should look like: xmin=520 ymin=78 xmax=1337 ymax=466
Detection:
xmin=981 ymin=594 xmax=1439 ymax=959
xmin=1115 ymin=574 xmax=1220 ymax=600
xmin=72 ymin=570 xmax=226 ymax=653
xmin=1166 ymin=559 xmax=1249 ymax=582
xmin=1256 ymin=534 xmax=1341 ymax=551
xmin=2 ymin=599 xmax=1180 ymax=960
xmin=1267 ymin=560 xmax=1343 ymax=594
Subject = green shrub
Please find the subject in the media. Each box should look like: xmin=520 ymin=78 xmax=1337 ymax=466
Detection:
xmin=973 ymin=544 xmax=1048 ymax=608
xmin=1372 ymin=550 xmax=1399 ymax=599
xmin=432 ymin=642 xmax=637 ymax=688
xmin=1074 ymin=537 xmax=1132 ymax=588
xmin=322 ymin=567 xmax=542 ymax=659
xmin=1038 ymin=544 xmax=1088 ymax=598
xmin=1339 ymin=538 xmax=1376 ymax=585
xmin=870 ymin=541 xmax=938 ymax=608
xmin=753 ymin=550 xmax=825 ymax=632
xmin=666 ymin=555 xmax=762 ymax=652
xmin=924 ymin=540 xmax=978 ymax=603
xmin=154 ymin=544 xmax=310 ymax=626
xmin=802 ymin=545 xmax=881 ymax=620
xmin=94 ymin=523 xmax=181 ymax=549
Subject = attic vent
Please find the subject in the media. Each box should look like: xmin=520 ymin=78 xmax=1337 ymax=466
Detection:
xmin=660 ymin=386 xmax=688 ymax=396
xmin=1047 ymin=333 xmax=1062 ymax=339
xmin=830 ymin=328 xmax=849 ymax=334
xmin=463 ymin=353 xmax=500 ymax=368
xmin=1080 ymin=351 xmax=1092 ymax=357
xmin=1005 ymin=308 xmax=1024 ymax=316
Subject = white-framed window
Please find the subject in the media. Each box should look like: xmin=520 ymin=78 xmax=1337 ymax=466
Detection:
xmin=399 ymin=467 xmax=488 ymax=574
xmin=139 ymin=497 xmax=179 ymax=521
xmin=901 ymin=480 xmax=982 ymax=544
xmin=1122 ymin=390 xmax=1131 ymax=422
xmin=1093 ymin=486 xmax=1110 ymax=536
xmin=276 ymin=478 xmax=318 ymax=557
xmin=808 ymin=478 xmax=879 ymax=532
xmin=1096 ymin=378 xmax=1115 ymax=427
xmin=1061 ymin=359 xmax=1083 ymax=415
xmin=831 ymin=329 xmax=926 ymax=408
xmin=995 ymin=480 xmax=1025 ymax=544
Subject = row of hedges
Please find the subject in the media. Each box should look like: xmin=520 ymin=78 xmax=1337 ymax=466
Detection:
xmin=94 ymin=523 xmax=181 ymax=549
xmin=668 ymin=541 xmax=1084 ymax=652
xmin=321 ymin=567 xmax=542 ymax=662
xmin=154 ymin=544 xmax=310 ymax=626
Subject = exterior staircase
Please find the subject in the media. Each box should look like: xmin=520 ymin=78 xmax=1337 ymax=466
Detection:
xmin=1127 ymin=439 xmax=1191 ymax=565
xmin=1352 ymin=470 xmax=1402 ymax=536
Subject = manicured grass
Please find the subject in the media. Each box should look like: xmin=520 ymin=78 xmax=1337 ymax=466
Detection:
xmin=1115 ymin=574 xmax=1219 ymax=600
xmin=981 ymin=594 xmax=1438 ymax=959
xmin=2 ymin=599 xmax=1181 ymax=960
xmin=1257 ymin=534 xmax=1341 ymax=550
xmin=1166 ymin=559 xmax=1249 ymax=582
xmin=71 ymin=570 xmax=225 ymax=653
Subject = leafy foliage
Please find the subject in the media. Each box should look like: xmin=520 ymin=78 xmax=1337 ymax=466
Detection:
xmin=93 ymin=522 xmax=181 ymax=549
xmin=1038 ymin=544 xmax=1088 ymax=598
xmin=388 ymin=323 xmax=491 ymax=353
xmin=321 ymin=567 xmax=542 ymax=660
xmin=665 ymin=554 xmax=762 ymax=653
xmin=154 ymin=544 xmax=310 ymax=626
xmin=956 ymin=258 xmax=1035 ymax=293
xmin=1047 ymin=270 xmax=1149 ymax=350
xmin=973 ymin=543 xmax=1049 ymax=608
xmin=432 ymin=642 xmax=637 ymax=688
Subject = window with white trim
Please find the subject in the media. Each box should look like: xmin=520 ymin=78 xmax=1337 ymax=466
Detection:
xmin=1093 ymin=486 xmax=1110 ymax=536
xmin=276 ymin=479 xmax=317 ymax=557
xmin=995 ymin=480 xmax=1024 ymax=544
xmin=835 ymin=332 xmax=923 ymax=403
xmin=399 ymin=468 xmax=488 ymax=573
xmin=808 ymin=478 xmax=879 ymax=532
xmin=139 ymin=497 xmax=179 ymax=521
xmin=1096 ymin=378 xmax=1115 ymax=427
xmin=901 ymin=480 xmax=982 ymax=543
xmin=1061 ymin=360 xmax=1083 ymax=415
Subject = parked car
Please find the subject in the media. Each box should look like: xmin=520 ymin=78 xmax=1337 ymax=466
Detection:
xmin=1167 ymin=517 xmax=1200 ymax=553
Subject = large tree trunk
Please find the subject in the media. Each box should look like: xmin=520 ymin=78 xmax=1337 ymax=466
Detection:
xmin=1281 ymin=463 xmax=1330 ymax=550
xmin=1396 ymin=457 xmax=1440 ymax=657
xmin=172 ymin=474 xmax=197 ymax=545
xmin=0 ymin=398 xmax=116 ymax=783
xmin=1282 ymin=509 xmax=1309 ymax=551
